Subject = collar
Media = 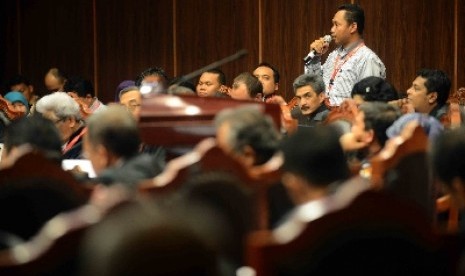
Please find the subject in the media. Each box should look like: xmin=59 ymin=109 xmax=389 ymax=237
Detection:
xmin=309 ymin=104 xmax=328 ymax=120
xmin=337 ymin=39 xmax=364 ymax=57
xmin=273 ymin=176 xmax=371 ymax=242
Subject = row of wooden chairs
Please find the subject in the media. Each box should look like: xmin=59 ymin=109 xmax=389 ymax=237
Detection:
xmin=0 ymin=90 xmax=463 ymax=275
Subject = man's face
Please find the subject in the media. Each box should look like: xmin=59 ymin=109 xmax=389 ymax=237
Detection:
xmin=406 ymin=76 xmax=436 ymax=114
xmin=196 ymin=73 xmax=222 ymax=97
xmin=11 ymin=83 xmax=33 ymax=102
xmin=295 ymin=85 xmax=324 ymax=115
xmin=253 ymin=66 xmax=278 ymax=96
xmin=230 ymin=81 xmax=251 ymax=100
xmin=11 ymin=101 xmax=27 ymax=114
xmin=120 ymin=90 xmax=142 ymax=120
xmin=142 ymin=75 xmax=164 ymax=84
xmin=216 ymin=121 xmax=255 ymax=168
xmin=44 ymin=73 xmax=63 ymax=92
xmin=330 ymin=10 xmax=354 ymax=46
xmin=42 ymin=110 xmax=75 ymax=143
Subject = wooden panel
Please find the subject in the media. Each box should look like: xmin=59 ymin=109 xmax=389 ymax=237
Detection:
xmin=361 ymin=0 xmax=455 ymax=95
xmin=18 ymin=0 xmax=94 ymax=97
xmin=0 ymin=1 xmax=19 ymax=90
xmin=458 ymin=0 xmax=465 ymax=89
xmin=95 ymin=0 xmax=173 ymax=103
xmin=262 ymin=0 xmax=348 ymax=101
xmin=175 ymin=0 xmax=258 ymax=90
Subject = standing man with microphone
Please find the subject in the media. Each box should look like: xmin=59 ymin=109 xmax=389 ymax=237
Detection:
xmin=304 ymin=4 xmax=386 ymax=107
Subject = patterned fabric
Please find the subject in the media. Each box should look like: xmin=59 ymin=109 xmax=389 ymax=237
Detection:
xmin=305 ymin=41 xmax=386 ymax=106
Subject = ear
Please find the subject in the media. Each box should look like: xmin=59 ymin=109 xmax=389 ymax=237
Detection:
xmin=349 ymin=22 xmax=358 ymax=34
xmin=318 ymin=92 xmax=326 ymax=104
xmin=239 ymin=145 xmax=257 ymax=168
xmin=68 ymin=117 xmax=77 ymax=128
xmin=274 ymin=83 xmax=279 ymax=92
xmin=94 ymin=144 xmax=112 ymax=169
xmin=255 ymin=93 xmax=264 ymax=101
xmin=451 ymin=177 xmax=465 ymax=208
xmin=364 ymin=129 xmax=375 ymax=144
xmin=428 ymin=92 xmax=438 ymax=103
xmin=282 ymin=172 xmax=309 ymax=205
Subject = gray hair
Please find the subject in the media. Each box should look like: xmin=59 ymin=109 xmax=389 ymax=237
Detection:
xmin=35 ymin=92 xmax=82 ymax=120
xmin=86 ymin=104 xmax=140 ymax=158
xmin=292 ymin=74 xmax=325 ymax=95
xmin=214 ymin=105 xmax=280 ymax=165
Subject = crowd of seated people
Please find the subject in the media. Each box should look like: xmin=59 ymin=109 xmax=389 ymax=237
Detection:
xmin=0 ymin=61 xmax=465 ymax=276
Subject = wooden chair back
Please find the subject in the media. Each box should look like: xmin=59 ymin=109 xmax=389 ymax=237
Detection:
xmin=0 ymin=187 xmax=128 ymax=275
xmin=436 ymin=195 xmax=460 ymax=233
xmin=370 ymin=124 xmax=434 ymax=219
xmin=0 ymin=206 xmax=99 ymax=275
xmin=245 ymin=183 xmax=444 ymax=275
xmin=138 ymin=138 xmax=282 ymax=230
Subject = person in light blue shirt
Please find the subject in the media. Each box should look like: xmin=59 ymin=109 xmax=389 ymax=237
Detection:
xmin=304 ymin=4 xmax=385 ymax=107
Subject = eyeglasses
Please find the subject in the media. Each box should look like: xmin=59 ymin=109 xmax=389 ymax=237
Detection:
xmin=54 ymin=117 xmax=66 ymax=125
xmin=122 ymin=103 xmax=141 ymax=112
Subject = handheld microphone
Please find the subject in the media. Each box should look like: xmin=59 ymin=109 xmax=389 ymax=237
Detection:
xmin=303 ymin=35 xmax=332 ymax=63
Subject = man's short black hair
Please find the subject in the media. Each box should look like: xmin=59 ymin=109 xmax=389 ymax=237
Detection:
xmin=338 ymin=3 xmax=365 ymax=35
xmin=203 ymin=69 xmax=227 ymax=85
xmin=351 ymin=76 xmax=399 ymax=102
xmin=280 ymin=125 xmax=350 ymax=187
xmin=64 ymin=76 xmax=95 ymax=98
xmin=4 ymin=114 xmax=62 ymax=162
xmin=135 ymin=67 xmax=169 ymax=86
xmin=416 ymin=68 xmax=451 ymax=106
xmin=256 ymin=62 xmax=280 ymax=84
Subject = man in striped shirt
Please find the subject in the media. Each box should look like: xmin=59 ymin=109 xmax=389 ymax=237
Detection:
xmin=304 ymin=4 xmax=385 ymax=107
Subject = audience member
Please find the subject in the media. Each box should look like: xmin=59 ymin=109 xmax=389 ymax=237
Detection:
xmin=119 ymin=86 xmax=142 ymax=120
xmin=339 ymin=101 xmax=401 ymax=176
xmin=405 ymin=68 xmax=453 ymax=122
xmin=271 ymin=125 xmax=447 ymax=275
xmin=35 ymin=92 xmax=86 ymax=159
xmin=1 ymin=114 xmax=62 ymax=167
xmin=351 ymin=76 xmax=399 ymax=104
xmin=196 ymin=69 xmax=227 ymax=97
xmin=83 ymin=105 xmax=163 ymax=189
xmin=135 ymin=67 xmax=169 ymax=95
xmin=229 ymin=72 xmax=263 ymax=101
xmin=431 ymin=127 xmax=465 ymax=275
xmin=290 ymin=74 xmax=329 ymax=128
xmin=253 ymin=62 xmax=280 ymax=101
xmin=6 ymin=74 xmax=38 ymax=108
xmin=114 ymin=80 xmax=136 ymax=102
xmin=304 ymin=4 xmax=386 ymax=106
xmin=181 ymin=171 xmax=254 ymax=272
xmin=215 ymin=105 xmax=280 ymax=167
xmin=214 ymin=105 xmax=293 ymax=228
xmin=64 ymin=76 xmax=106 ymax=113
xmin=0 ymin=115 xmax=88 ymax=241
xmin=386 ymin=112 xmax=444 ymax=142
xmin=4 ymin=91 xmax=29 ymax=115
xmin=44 ymin=67 xmax=67 ymax=92
xmin=278 ymin=126 xmax=352 ymax=209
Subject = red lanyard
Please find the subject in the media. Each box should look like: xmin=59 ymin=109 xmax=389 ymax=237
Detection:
xmin=328 ymin=42 xmax=365 ymax=91
xmin=63 ymin=127 xmax=87 ymax=154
